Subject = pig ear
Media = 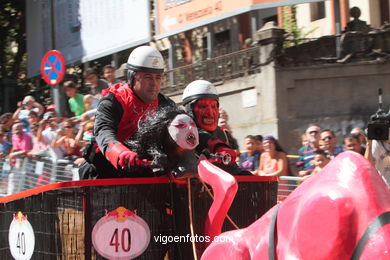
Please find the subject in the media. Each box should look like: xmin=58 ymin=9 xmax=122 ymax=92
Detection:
xmin=198 ymin=157 xmax=237 ymax=243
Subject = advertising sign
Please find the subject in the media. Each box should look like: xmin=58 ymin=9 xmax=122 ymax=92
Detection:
xmin=27 ymin=0 xmax=151 ymax=77
xmin=155 ymin=0 xmax=323 ymax=39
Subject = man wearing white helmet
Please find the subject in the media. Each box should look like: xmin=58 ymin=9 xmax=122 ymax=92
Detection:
xmin=182 ymin=80 xmax=245 ymax=174
xmin=79 ymin=46 xmax=176 ymax=179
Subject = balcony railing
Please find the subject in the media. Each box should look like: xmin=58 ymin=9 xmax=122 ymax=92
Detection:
xmin=162 ymin=46 xmax=261 ymax=92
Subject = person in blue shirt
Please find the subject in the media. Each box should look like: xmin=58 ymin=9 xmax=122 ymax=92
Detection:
xmin=239 ymin=135 xmax=260 ymax=174
xmin=0 ymin=130 xmax=12 ymax=158
xmin=297 ymin=125 xmax=321 ymax=176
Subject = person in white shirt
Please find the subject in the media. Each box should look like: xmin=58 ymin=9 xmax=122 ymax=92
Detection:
xmin=38 ymin=112 xmax=65 ymax=161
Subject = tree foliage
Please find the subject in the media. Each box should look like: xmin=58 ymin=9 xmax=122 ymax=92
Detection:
xmin=282 ymin=5 xmax=318 ymax=47
xmin=0 ymin=0 xmax=26 ymax=80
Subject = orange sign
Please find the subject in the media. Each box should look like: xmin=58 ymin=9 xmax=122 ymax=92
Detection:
xmin=155 ymin=0 xmax=315 ymax=38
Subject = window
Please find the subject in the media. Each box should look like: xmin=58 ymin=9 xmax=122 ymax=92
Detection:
xmin=310 ymin=2 xmax=325 ymax=21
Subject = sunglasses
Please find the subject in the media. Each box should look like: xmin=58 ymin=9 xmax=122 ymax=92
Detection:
xmin=64 ymin=126 xmax=73 ymax=129
xmin=321 ymin=136 xmax=333 ymax=141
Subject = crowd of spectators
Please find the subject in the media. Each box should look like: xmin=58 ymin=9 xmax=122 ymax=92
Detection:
xmin=0 ymin=66 xmax=122 ymax=170
xmin=234 ymin=119 xmax=388 ymax=185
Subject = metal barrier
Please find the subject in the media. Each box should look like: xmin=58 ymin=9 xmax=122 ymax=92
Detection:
xmin=0 ymin=157 xmax=78 ymax=197
xmin=277 ymin=176 xmax=305 ymax=202
xmin=0 ymin=176 xmax=277 ymax=259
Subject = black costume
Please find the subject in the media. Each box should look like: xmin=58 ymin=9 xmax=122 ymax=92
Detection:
xmin=79 ymin=83 xmax=176 ymax=179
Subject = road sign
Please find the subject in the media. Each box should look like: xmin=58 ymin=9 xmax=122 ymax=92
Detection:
xmin=40 ymin=50 xmax=65 ymax=85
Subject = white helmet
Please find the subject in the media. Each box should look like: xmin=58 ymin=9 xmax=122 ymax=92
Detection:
xmin=127 ymin=46 xmax=164 ymax=85
xmin=182 ymin=80 xmax=218 ymax=105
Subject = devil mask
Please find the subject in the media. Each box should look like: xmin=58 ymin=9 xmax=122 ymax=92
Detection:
xmin=168 ymin=114 xmax=199 ymax=150
xmin=193 ymin=98 xmax=219 ymax=132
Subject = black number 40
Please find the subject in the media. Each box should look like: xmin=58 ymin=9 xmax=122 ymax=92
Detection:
xmin=16 ymin=232 xmax=26 ymax=255
xmin=110 ymin=228 xmax=131 ymax=252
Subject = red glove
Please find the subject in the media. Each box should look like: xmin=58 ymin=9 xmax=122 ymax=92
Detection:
xmin=106 ymin=142 xmax=151 ymax=169
xmin=119 ymin=151 xmax=152 ymax=168
xmin=118 ymin=150 xmax=139 ymax=168
xmin=213 ymin=146 xmax=236 ymax=165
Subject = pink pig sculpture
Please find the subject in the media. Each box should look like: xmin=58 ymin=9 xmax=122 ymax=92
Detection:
xmin=199 ymin=152 xmax=390 ymax=260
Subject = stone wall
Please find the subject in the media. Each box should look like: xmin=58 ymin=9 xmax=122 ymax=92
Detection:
xmin=276 ymin=61 xmax=390 ymax=154
xmin=168 ymin=24 xmax=390 ymax=155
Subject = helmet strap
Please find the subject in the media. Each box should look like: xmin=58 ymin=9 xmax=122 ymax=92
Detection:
xmin=127 ymin=70 xmax=136 ymax=87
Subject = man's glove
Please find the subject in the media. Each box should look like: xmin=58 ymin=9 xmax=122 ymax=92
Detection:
xmin=213 ymin=146 xmax=236 ymax=165
xmin=118 ymin=150 xmax=139 ymax=169
xmin=105 ymin=141 xmax=151 ymax=170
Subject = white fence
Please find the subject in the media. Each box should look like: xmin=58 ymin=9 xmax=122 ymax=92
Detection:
xmin=0 ymin=157 xmax=79 ymax=197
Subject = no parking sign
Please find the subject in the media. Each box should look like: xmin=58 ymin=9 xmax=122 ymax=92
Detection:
xmin=40 ymin=50 xmax=65 ymax=85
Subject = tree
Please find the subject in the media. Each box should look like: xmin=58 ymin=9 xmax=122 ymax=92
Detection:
xmin=0 ymin=0 xmax=27 ymax=112
xmin=282 ymin=5 xmax=318 ymax=47
xmin=0 ymin=0 xmax=26 ymax=79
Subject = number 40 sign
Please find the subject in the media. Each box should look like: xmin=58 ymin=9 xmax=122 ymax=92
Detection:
xmin=9 ymin=212 xmax=35 ymax=260
xmin=92 ymin=207 xmax=150 ymax=260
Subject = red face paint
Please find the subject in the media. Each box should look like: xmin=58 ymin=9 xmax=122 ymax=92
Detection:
xmin=193 ymin=98 xmax=219 ymax=132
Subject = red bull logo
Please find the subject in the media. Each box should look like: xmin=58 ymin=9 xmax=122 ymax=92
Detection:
xmin=13 ymin=211 xmax=27 ymax=225
xmin=106 ymin=206 xmax=135 ymax=222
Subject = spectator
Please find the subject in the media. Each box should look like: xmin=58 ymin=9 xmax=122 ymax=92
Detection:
xmin=351 ymin=127 xmax=366 ymax=149
xmin=365 ymin=135 xmax=390 ymax=186
xmin=27 ymin=123 xmax=49 ymax=158
xmin=51 ymin=119 xmax=84 ymax=159
xmin=9 ymin=123 xmax=33 ymax=159
xmin=80 ymin=94 xmax=98 ymax=121
xmin=46 ymin=104 xmax=56 ymax=113
xmin=0 ymin=129 xmax=11 ymax=190
xmin=344 ymin=134 xmax=365 ymax=155
xmin=256 ymin=135 xmax=288 ymax=177
xmin=83 ymin=94 xmax=98 ymax=111
xmin=320 ymin=129 xmax=344 ymax=159
xmin=0 ymin=113 xmax=14 ymax=141
xmin=39 ymin=112 xmax=65 ymax=161
xmin=303 ymin=149 xmax=330 ymax=180
xmin=103 ymin=65 xmax=121 ymax=86
xmin=83 ymin=68 xmax=109 ymax=97
xmin=217 ymin=108 xmax=240 ymax=154
xmin=238 ymin=135 xmax=260 ymax=173
xmin=27 ymin=110 xmax=40 ymax=131
xmin=296 ymin=125 xmax=321 ymax=176
xmin=0 ymin=129 xmax=12 ymax=159
xmin=300 ymin=133 xmax=308 ymax=147
xmin=64 ymin=80 xmax=85 ymax=117
xmin=254 ymin=134 xmax=264 ymax=153
xmin=12 ymin=96 xmax=44 ymax=130
xmin=311 ymin=149 xmax=330 ymax=175
xmin=82 ymin=120 xmax=94 ymax=141
xmin=218 ymin=108 xmax=231 ymax=131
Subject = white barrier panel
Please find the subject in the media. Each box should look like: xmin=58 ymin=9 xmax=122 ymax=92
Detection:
xmin=0 ymin=157 xmax=79 ymax=197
